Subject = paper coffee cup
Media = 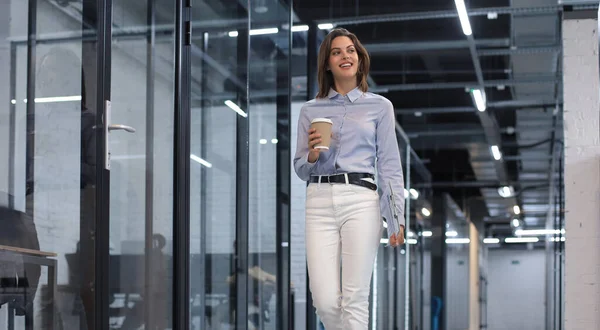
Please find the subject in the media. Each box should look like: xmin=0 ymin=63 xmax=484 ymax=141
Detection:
xmin=310 ymin=118 xmax=333 ymax=150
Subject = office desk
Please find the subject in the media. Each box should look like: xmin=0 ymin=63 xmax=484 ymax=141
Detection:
xmin=0 ymin=245 xmax=57 ymax=330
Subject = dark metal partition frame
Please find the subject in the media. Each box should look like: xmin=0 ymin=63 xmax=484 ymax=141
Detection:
xmin=276 ymin=1 xmax=294 ymax=329
xmin=94 ymin=0 xmax=111 ymax=328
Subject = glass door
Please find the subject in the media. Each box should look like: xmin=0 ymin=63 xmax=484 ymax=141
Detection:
xmin=1 ymin=0 xmax=105 ymax=328
xmin=105 ymin=0 xmax=177 ymax=328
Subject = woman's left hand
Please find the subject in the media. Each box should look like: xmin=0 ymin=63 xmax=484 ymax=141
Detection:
xmin=389 ymin=226 xmax=405 ymax=247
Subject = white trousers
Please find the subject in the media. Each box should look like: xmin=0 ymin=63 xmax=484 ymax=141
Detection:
xmin=305 ymin=181 xmax=383 ymax=330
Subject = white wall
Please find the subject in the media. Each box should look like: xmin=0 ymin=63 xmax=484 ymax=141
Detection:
xmin=487 ymin=249 xmax=546 ymax=330
xmin=446 ymin=245 xmax=470 ymax=330
xmin=562 ymin=17 xmax=600 ymax=330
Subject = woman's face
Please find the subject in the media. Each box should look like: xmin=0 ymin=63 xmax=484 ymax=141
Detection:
xmin=327 ymin=36 xmax=359 ymax=82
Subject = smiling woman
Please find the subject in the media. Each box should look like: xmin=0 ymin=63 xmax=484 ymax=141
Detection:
xmin=294 ymin=27 xmax=406 ymax=330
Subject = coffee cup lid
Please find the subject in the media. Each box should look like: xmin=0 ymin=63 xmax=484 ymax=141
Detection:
xmin=311 ymin=117 xmax=332 ymax=124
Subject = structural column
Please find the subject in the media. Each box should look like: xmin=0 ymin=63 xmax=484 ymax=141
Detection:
xmin=562 ymin=13 xmax=600 ymax=330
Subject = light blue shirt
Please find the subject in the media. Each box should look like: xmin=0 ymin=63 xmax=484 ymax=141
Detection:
xmin=293 ymin=87 xmax=406 ymax=233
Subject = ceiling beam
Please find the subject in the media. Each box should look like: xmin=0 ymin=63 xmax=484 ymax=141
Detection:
xmin=363 ymin=38 xmax=509 ymax=53
xmin=313 ymin=4 xmax=598 ymax=26
xmin=412 ymin=179 xmax=549 ymax=189
xmin=396 ymin=99 xmax=559 ymax=115
xmin=371 ymin=75 xmax=558 ymax=92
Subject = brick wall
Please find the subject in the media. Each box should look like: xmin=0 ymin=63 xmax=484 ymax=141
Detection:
xmin=562 ymin=17 xmax=600 ymax=330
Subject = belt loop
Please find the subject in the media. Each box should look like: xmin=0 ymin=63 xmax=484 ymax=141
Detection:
xmin=344 ymin=173 xmax=349 ymax=185
xmin=318 ymin=175 xmax=322 ymax=188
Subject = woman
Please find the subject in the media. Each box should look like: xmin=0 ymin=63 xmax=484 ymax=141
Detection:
xmin=293 ymin=28 xmax=405 ymax=329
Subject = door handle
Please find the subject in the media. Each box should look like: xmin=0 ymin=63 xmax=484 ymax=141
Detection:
xmin=104 ymin=100 xmax=136 ymax=170
xmin=108 ymin=124 xmax=136 ymax=133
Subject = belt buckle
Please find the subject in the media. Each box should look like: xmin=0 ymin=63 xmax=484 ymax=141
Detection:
xmin=325 ymin=175 xmax=332 ymax=185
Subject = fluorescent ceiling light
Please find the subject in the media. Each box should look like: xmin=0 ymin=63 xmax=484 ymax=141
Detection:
xmin=409 ymin=188 xmax=419 ymax=199
xmin=490 ymin=145 xmax=502 ymax=160
xmin=318 ymin=23 xmax=334 ymax=30
xmin=23 ymin=95 xmax=82 ymax=103
xmin=446 ymin=238 xmax=470 ymax=244
xmin=421 ymin=208 xmax=431 ymax=217
xmin=259 ymin=139 xmax=267 ymax=144
xmin=228 ymin=27 xmax=279 ymax=37
xmin=511 ymin=218 xmax=520 ymax=227
xmin=11 ymin=99 xmax=16 ymax=104
xmin=505 ymin=237 xmax=539 ymax=243
xmin=271 ymin=138 xmax=278 ymax=144
xmin=472 ymin=88 xmax=486 ymax=111
xmin=550 ymin=237 xmax=565 ymax=242
xmin=483 ymin=238 xmax=500 ymax=244
xmin=407 ymin=238 xmax=418 ymax=245
xmin=513 ymin=205 xmax=521 ymax=215
xmin=446 ymin=230 xmax=458 ymax=237
xmin=291 ymin=25 xmax=309 ymax=32
xmin=224 ymin=100 xmax=247 ymax=117
xmin=454 ymin=0 xmax=472 ymax=36
xmin=408 ymin=231 xmax=415 ymax=237
xmin=515 ymin=228 xmax=565 ymax=236
xmin=250 ymin=27 xmax=279 ymax=35
xmin=190 ymin=154 xmax=212 ymax=168
xmin=422 ymin=231 xmax=433 ymax=237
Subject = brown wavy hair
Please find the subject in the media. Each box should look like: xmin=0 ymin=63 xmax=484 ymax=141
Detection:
xmin=316 ymin=28 xmax=370 ymax=99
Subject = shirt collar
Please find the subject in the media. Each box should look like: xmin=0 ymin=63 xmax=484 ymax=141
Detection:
xmin=327 ymin=86 xmax=363 ymax=103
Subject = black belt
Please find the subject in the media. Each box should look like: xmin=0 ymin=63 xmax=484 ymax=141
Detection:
xmin=307 ymin=173 xmax=377 ymax=191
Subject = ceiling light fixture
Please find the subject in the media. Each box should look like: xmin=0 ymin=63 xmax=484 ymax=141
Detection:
xmin=445 ymin=230 xmax=458 ymax=237
xmin=454 ymin=0 xmax=473 ymax=36
xmin=190 ymin=154 xmax=212 ymax=168
xmin=490 ymin=145 xmax=502 ymax=160
xmin=497 ymin=185 xmax=514 ymax=198
xmin=291 ymin=25 xmax=309 ymax=32
xmin=446 ymin=238 xmax=470 ymax=244
xmin=421 ymin=208 xmax=431 ymax=217
xmin=224 ymin=100 xmax=247 ymax=117
xmin=472 ymin=88 xmax=486 ymax=111
xmin=483 ymin=238 xmax=500 ymax=244
xmin=228 ymin=27 xmax=280 ymax=37
xmin=515 ymin=228 xmax=565 ymax=236
xmin=511 ymin=218 xmax=520 ymax=227
xmin=23 ymin=95 xmax=82 ymax=103
xmin=421 ymin=231 xmax=433 ymax=237
xmin=250 ymin=27 xmax=279 ymax=36
xmin=505 ymin=237 xmax=539 ymax=243
xmin=318 ymin=23 xmax=334 ymax=30
xmin=409 ymin=188 xmax=419 ymax=199
xmin=513 ymin=205 xmax=521 ymax=215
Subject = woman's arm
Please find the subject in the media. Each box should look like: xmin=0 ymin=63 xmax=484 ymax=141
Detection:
xmin=293 ymin=106 xmax=318 ymax=181
xmin=375 ymin=99 xmax=406 ymax=241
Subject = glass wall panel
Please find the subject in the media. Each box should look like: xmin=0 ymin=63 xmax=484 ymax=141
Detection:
xmin=107 ymin=0 xmax=176 ymax=328
xmin=189 ymin=2 xmax=246 ymax=329
xmin=1 ymin=0 xmax=96 ymax=328
xmin=247 ymin=1 xmax=292 ymax=329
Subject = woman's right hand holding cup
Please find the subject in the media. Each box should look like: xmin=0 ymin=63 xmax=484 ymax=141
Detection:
xmin=307 ymin=128 xmax=322 ymax=163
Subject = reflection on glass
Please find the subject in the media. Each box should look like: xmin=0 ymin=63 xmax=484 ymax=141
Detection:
xmin=108 ymin=0 xmax=175 ymax=328
xmin=190 ymin=2 xmax=243 ymax=328
xmin=1 ymin=0 xmax=97 ymax=328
